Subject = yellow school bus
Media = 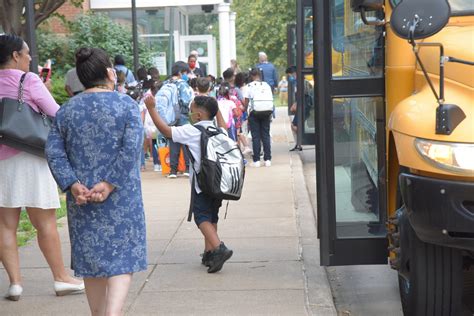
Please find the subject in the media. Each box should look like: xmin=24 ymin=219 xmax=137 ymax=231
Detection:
xmin=306 ymin=0 xmax=474 ymax=314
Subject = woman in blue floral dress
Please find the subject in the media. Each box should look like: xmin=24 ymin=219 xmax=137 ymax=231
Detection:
xmin=46 ymin=47 xmax=147 ymax=315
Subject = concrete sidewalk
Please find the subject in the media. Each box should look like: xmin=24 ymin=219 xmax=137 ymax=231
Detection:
xmin=0 ymin=108 xmax=336 ymax=315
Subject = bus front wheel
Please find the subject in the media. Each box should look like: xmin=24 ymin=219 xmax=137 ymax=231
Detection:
xmin=397 ymin=209 xmax=463 ymax=316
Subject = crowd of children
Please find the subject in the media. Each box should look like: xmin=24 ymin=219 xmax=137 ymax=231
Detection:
xmin=116 ymin=59 xmax=259 ymax=175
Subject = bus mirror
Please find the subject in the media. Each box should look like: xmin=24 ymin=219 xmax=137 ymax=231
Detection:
xmin=391 ymin=0 xmax=450 ymax=40
xmin=351 ymin=0 xmax=383 ymax=12
xmin=351 ymin=0 xmax=385 ymax=26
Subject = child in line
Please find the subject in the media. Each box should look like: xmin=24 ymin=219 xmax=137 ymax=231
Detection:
xmin=196 ymin=77 xmax=211 ymax=96
xmin=142 ymin=81 xmax=164 ymax=172
xmin=217 ymin=82 xmax=237 ymax=141
xmin=144 ymin=95 xmax=233 ymax=273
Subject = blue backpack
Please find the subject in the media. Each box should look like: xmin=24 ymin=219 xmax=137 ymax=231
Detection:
xmin=155 ymin=80 xmax=190 ymax=125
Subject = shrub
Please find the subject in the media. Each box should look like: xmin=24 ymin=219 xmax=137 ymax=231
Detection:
xmin=37 ymin=30 xmax=74 ymax=74
xmin=70 ymin=12 xmax=154 ymax=69
xmin=50 ymin=72 xmax=69 ymax=105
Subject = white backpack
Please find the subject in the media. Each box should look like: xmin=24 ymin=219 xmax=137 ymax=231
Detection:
xmin=248 ymin=81 xmax=274 ymax=117
xmin=190 ymin=125 xmax=245 ymax=200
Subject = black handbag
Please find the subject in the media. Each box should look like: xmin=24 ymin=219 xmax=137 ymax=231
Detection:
xmin=0 ymin=73 xmax=53 ymax=158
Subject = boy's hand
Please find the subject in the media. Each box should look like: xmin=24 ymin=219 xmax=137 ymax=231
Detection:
xmin=144 ymin=95 xmax=156 ymax=110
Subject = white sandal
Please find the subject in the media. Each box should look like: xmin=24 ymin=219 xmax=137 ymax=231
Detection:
xmin=5 ymin=284 xmax=23 ymax=301
xmin=54 ymin=281 xmax=85 ymax=296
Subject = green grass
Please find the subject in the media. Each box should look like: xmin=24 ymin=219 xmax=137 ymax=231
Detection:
xmin=17 ymin=196 xmax=67 ymax=247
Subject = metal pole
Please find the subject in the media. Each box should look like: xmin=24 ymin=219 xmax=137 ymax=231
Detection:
xmin=295 ymin=0 xmax=304 ymax=148
xmin=131 ymin=0 xmax=139 ymax=74
xmin=25 ymin=0 xmax=38 ymax=73
xmin=167 ymin=7 xmax=174 ymax=75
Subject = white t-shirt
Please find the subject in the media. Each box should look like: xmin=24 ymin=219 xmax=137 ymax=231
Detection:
xmin=65 ymin=68 xmax=85 ymax=93
xmin=171 ymin=120 xmax=215 ymax=193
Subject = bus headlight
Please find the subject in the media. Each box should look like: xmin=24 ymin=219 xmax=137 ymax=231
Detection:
xmin=415 ymin=139 xmax=474 ymax=174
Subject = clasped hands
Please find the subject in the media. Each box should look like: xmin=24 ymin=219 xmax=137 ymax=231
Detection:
xmin=71 ymin=181 xmax=115 ymax=205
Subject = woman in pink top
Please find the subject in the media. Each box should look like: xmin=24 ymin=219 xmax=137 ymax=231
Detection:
xmin=0 ymin=34 xmax=84 ymax=300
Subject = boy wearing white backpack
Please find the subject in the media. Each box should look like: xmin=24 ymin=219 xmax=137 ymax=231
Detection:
xmin=144 ymin=95 xmax=238 ymax=273
xmin=243 ymin=68 xmax=274 ymax=167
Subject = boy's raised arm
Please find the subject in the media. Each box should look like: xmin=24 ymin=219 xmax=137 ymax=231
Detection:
xmin=144 ymin=95 xmax=172 ymax=139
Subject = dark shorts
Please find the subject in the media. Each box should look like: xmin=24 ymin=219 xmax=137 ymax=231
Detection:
xmin=292 ymin=115 xmax=297 ymax=126
xmin=192 ymin=189 xmax=222 ymax=227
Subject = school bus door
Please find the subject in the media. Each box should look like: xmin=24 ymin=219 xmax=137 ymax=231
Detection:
xmin=313 ymin=0 xmax=388 ymax=265
xmin=297 ymin=0 xmax=316 ymax=145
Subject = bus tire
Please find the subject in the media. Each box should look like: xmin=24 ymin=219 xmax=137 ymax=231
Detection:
xmin=397 ymin=211 xmax=462 ymax=316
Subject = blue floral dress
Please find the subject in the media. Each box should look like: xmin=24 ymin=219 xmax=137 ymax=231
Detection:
xmin=46 ymin=92 xmax=147 ymax=278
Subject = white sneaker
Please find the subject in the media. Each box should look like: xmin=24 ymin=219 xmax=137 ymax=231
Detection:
xmin=251 ymin=161 xmax=261 ymax=168
xmin=168 ymin=173 xmax=177 ymax=179
xmin=264 ymin=160 xmax=272 ymax=167
xmin=5 ymin=284 xmax=23 ymax=301
xmin=153 ymin=164 xmax=162 ymax=172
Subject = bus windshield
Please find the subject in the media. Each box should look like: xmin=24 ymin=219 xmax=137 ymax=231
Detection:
xmin=391 ymin=0 xmax=474 ymax=15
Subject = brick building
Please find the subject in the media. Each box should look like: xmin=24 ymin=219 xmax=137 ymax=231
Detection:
xmin=48 ymin=0 xmax=90 ymax=34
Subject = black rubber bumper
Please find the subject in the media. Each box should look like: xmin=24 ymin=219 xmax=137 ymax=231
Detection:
xmin=400 ymin=172 xmax=474 ymax=251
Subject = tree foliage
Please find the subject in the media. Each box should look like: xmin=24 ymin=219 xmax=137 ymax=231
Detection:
xmin=188 ymin=14 xmax=218 ymax=36
xmin=37 ymin=12 xmax=154 ymax=75
xmin=232 ymin=0 xmax=296 ymax=73
xmin=0 ymin=0 xmax=82 ymax=36
xmin=69 ymin=13 xmax=154 ymax=69
xmin=36 ymin=13 xmax=154 ymax=102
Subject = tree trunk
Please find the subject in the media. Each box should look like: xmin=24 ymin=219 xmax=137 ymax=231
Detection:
xmin=0 ymin=0 xmax=67 ymax=37
xmin=0 ymin=0 xmax=23 ymax=35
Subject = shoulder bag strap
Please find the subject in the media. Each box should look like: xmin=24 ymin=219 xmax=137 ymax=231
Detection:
xmin=17 ymin=73 xmax=47 ymax=118
xmin=18 ymin=73 xmax=27 ymax=104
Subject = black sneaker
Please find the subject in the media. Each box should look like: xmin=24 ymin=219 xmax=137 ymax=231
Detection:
xmin=207 ymin=242 xmax=233 ymax=273
xmin=201 ymin=251 xmax=212 ymax=267
xmin=168 ymin=167 xmax=178 ymax=179
xmin=183 ymin=168 xmax=190 ymax=177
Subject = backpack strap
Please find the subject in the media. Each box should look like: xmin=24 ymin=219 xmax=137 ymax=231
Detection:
xmin=187 ymin=173 xmax=196 ymax=222
xmin=185 ymin=126 xmax=205 ymax=222
xmin=186 ymin=124 xmax=221 ymax=177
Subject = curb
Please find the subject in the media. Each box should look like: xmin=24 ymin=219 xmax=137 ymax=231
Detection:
xmin=284 ymin=116 xmax=337 ymax=315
